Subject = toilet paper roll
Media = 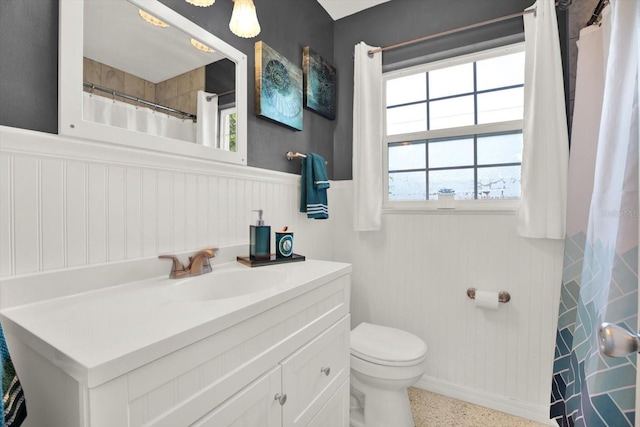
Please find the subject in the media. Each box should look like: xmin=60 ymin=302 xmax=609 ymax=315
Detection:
xmin=475 ymin=290 xmax=500 ymax=310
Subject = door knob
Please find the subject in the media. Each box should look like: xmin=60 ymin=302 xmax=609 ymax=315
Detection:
xmin=598 ymin=323 xmax=640 ymax=357
xmin=320 ymin=366 xmax=331 ymax=376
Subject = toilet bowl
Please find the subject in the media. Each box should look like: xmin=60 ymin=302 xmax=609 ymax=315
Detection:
xmin=349 ymin=322 xmax=427 ymax=427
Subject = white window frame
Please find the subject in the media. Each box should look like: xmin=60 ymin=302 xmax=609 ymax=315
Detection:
xmin=382 ymin=43 xmax=525 ymax=213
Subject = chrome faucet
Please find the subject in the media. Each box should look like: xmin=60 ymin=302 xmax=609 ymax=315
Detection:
xmin=159 ymin=248 xmax=217 ymax=279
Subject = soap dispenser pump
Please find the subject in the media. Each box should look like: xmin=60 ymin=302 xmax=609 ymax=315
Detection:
xmin=250 ymin=209 xmax=271 ymax=260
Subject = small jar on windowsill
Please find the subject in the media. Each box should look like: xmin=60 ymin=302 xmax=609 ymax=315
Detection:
xmin=437 ymin=188 xmax=455 ymax=209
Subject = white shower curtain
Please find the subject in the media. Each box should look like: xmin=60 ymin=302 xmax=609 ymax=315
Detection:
xmin=196 ymin=91 xmax=218 ymax=147
xmin=551 ymin=1 xmax=639 ymax=425
xmin=352 ymin=42 xmax=383 ymax=231
xmin=516 ymin=0 xmax=569 ymax=239
xmin=83 ymin=92 xmax=196 ymax=142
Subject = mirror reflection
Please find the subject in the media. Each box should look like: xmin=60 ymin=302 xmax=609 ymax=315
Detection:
xmin=82 ymin=0 xmax=237 ymax=151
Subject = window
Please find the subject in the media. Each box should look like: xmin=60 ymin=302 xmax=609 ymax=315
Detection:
xmin=219 ymin=107 xmax=237 ymax=152
xmin=384 ymin=44 xmax=525 ymax=205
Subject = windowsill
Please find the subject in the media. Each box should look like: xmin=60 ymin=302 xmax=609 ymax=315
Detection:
xmin=383 ymin=199 xmax=519 ymax=215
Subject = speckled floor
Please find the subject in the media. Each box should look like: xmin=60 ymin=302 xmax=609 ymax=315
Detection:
xmin=408 ymin=387 xmax=551 ymax=427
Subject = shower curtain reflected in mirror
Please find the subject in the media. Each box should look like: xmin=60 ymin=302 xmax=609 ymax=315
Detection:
xmin=550 ymin=1 xmax=639 ymax=426
xmin=82 ymin=92 xmax=196 ymax=142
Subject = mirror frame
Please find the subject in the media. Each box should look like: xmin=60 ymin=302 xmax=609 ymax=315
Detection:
xmin=59 ymin=0 xmax=248 ymax=165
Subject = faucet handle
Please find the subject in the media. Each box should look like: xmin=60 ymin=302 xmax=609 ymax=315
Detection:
xmin=196 ymin=247 xmax=217 ymax=258
xmin=158 ymin=255 xmax=185 ymax=275
xmin=188 ymin=248 xmax=216 ymax=262
xmin=188 ymin=248 xmax=217 ymax=276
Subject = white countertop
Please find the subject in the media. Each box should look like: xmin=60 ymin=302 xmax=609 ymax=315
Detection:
xmin=0 ymin=259 xmax=351 ymax=388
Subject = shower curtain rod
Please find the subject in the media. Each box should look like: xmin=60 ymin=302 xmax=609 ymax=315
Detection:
xmin=83 ymin=82 xmax=197 ymax=120
xmin=206 ymin=89 xmax=236 ymax=102
xmin=367 ymin=9 xmax=536 ymax=56
xmin=586 ymin=0 xmax=607 ymax=26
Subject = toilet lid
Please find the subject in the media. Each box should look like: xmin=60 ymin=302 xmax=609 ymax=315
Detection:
xmin=350 ymin=322 xmax=427 ymax=366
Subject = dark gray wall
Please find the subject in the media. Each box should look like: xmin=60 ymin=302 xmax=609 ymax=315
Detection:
xmin=0 ymin=0 xmax=58 ymax=134
xmin=159 ymin=0 xmax=335 ymax=175
xmin=0 ymin=0 xmax=570 ymax=180
xmin=0 ymin=0 xmax=334 ymax=176
xmin=332 ymin=0 xmax=535 ymax=180
xmin=205 ymin=59 xmax=236 ymax=107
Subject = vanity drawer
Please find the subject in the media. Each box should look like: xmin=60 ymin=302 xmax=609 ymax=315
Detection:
xmin=281 ymin=315 xmax=350 ymax=427
xmin=190 ymin=366 xmax=282 ymax=427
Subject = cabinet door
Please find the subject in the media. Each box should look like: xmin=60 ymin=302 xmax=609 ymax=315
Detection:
xmin=306 ymin=378 xmax=349 ymax=427
xmin=281 ymin=316 xmax=350 ymax=427
xmin=191 ymin=366 xmax=282 ymax=427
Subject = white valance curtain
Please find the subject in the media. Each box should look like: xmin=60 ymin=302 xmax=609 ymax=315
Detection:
xmin=82 ymin=92 xmax=196 ymax=143
xmin=516 ymin=0 xmax=569 ymax=239
xmin=352 ymin=42 xmax=383 ymax=231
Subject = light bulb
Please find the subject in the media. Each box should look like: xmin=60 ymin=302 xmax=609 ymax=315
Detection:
xmin=138 ymin=9 xmax=169 ymax=28
xmin=229 ymin=0 xmax=261 ymax=38
xmin=185 ymin=0 xmax=215 ymax=7
xmin=190 ymin=38 xmax=214 ymax=53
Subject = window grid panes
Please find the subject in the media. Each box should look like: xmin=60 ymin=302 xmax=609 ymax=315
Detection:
xmin=384 ymin=45 xmax=525 ymax=203
xmin=388 ymin=132 xmax=522 ymax=201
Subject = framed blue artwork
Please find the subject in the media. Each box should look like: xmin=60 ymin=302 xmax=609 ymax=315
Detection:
xmin=255 ymin=41 xmax=303 ymax=131
xmin=302 ymin=46 xmax=336 ymax=120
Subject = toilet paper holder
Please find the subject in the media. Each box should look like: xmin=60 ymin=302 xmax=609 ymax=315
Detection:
xmin=466 ymin=288 xmax=511 ymax=303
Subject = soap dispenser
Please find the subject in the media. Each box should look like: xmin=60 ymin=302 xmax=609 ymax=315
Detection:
xmin=250 ymin=209 xmax=271 ymax=260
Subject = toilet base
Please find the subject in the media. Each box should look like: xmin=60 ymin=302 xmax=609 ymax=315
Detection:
xmin=349 ymin=377 xmax=416 ymax=427
xmin=349 ymin=406 xmax=365 ymax=427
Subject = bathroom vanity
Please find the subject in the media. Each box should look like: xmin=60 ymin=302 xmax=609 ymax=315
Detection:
xmin=0 ymin=257 xmax=351 ymax=427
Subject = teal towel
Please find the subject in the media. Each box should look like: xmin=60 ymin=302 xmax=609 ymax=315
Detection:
xmin=1 ymin=323 xmax=26 ymax=427
xmin=300 ymin=153 xmax=329 ymax=219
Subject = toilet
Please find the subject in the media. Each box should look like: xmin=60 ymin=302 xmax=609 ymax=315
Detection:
xmin=349 ymin=322 xmax=427 ymax=427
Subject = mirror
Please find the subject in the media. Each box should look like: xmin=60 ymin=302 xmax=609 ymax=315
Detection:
xmin=59 ymin=0 xmax=248 ymax=165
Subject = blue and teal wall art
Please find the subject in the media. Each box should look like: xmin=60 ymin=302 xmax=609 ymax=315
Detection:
xmin=302 ymin=46 xmax=336 ymax=120
xmin=255 ymin=41 xmax=303 ymax=131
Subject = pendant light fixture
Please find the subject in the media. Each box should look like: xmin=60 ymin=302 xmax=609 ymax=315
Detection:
xmin=185 ymin=0 xmax=215 ymax=6
xmin=229 ymin=0 xmax=261 ymax=38
xmin=190 ymin=38 xmax=214 ymax=53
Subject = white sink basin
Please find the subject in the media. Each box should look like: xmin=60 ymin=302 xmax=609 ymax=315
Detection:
xmin=165 ymin=268 xmax=288 ymax=301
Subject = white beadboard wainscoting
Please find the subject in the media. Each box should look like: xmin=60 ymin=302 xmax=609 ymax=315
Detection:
xmin=329 ymin=181 xmax=564 ymax=425
xmin=0 ymin=126 xmax=333 ymax=279
xmin=1 ymin=125 xmax=564 ymax=425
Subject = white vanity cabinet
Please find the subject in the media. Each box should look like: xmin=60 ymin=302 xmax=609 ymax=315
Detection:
xmin=193 ymin=316 xmax=350 ymax=427
xmin=1 ymin=260 xmax=351 ymax=427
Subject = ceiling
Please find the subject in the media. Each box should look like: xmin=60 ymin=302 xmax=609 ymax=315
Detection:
xmin=84 ymin=0 xmax=226 ymax=83
xmin=83 ymin=0 xmax=390 ymax=83
xmin=316 ymin=0 xmax=392 ymax=20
